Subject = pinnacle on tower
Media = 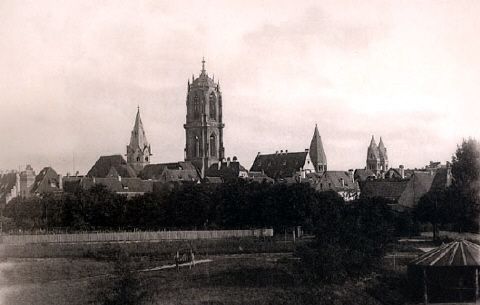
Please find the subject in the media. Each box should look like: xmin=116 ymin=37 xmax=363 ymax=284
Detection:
xmin=201 ymin=57 xmax=206 ymax=74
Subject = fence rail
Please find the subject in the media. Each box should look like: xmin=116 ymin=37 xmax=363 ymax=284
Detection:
xmin=0 ymin=229 xmax=274 ymax=245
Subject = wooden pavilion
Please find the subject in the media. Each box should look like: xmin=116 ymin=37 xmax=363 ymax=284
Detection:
xmin=408 ymin=240 xmax=480 ymax=304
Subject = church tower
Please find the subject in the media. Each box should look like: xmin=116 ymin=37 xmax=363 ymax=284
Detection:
xmin=309 ymin=124 xmax=327 ymax=174
xmin=378 ymin=137 xmax=389 ymax=171
xmin=366 ymin=135 xmax=381 ymax=174
xmin=126 ymin=107 xmax=152 ymax=173
xmin=184 ymin=58 xmax=225 ymax=172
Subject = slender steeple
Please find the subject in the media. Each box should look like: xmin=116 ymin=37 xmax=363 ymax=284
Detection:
xmin=126 ymin=107 xmax=152 ymax=173
xmin=309 ymin=124 xmax=327 ymax=173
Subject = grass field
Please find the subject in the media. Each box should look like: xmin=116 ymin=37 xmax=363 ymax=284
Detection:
xmin=0 ymin=238 xmax=414 ymax=305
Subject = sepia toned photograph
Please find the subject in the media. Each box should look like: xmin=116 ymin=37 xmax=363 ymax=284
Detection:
xmin=0 ymin=1 xmax=479 ymax=304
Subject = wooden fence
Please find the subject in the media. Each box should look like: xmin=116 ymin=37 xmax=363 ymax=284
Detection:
xmin=0 ymin=229 xmax=274 ymax=245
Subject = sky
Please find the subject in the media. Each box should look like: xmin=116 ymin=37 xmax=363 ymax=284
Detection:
xmin=0 ymin=0 xmax=479 ymax=175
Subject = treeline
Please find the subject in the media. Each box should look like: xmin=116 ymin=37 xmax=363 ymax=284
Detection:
xmin=3 ymin=180 xmax=412 ymax=235
xmin=415 ymin=138 xmax=480 ymax=234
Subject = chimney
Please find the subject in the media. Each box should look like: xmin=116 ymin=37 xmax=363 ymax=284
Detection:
xmin=58 ymin=175 xmax=63 ymax=190
xmin=285 ymin=150 xmax=288 ymax=153
xmin=280 ymin=150 xmax=283 ymax=154
xmin=227 ymin=157 xmax=231 ymax=167
xmin=257 ymin=152 xmax=261 ymax=156
xmin=305 ymin=148 xmax=309 ymax=153
xmin=348 ymin=169 xmax=354 ymax=183
xmin=340 ymin=177 xmax=345 ymax=188
xmin=399 ymin=165 xmax=405 ymax=179
xmin=275 ymin=151 xmax=279 ymax=155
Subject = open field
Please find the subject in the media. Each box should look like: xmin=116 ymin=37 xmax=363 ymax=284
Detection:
xmin=0 ymin=237 xmax=428 ymax=305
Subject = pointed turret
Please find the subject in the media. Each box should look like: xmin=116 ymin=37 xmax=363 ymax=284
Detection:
xmin=309 ymin=124 xmax=327 ymax=173
xmin=126 ymin=107 xmax=152 ymax=173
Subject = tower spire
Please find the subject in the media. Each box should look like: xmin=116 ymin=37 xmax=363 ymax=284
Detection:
xmin=201 ymin=57 xmax=206 ymax=74
xmin=309 ymin=124 xmax=327 ymax=173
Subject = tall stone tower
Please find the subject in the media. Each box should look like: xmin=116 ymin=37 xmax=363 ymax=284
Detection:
xmin=378 ymin=137 xmax=389 ymax=171
xmin=126 ymin=107 xmax=152 ymax=173
xmin=366 ymin=136 xmax=381 ymax=173
xmin=184 ymin=58 xmax=225 ymax=172
xmin=309 ymin=124 xmax=327 ymax=174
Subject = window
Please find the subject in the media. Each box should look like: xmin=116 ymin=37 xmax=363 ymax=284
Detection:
xmin=145 ymin=157 xmax=149 ymax=162
xmin=193 ymin=93 xmax=200 ymax=119
xmin=209 ymin=92 xmax=216 ymax=120
xmin=137 ymin=157 xmax=140 ymax=162
xmin=210 ymin=134 xmax=216 ymax=157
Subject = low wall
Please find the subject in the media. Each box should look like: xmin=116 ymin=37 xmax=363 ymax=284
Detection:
xmin=0 ymin=229 xmax=274 ymax=245
xmin=421 ymin=231 xmax=480 ymax=243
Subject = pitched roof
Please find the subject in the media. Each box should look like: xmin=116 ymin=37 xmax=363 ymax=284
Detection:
xmin=430 ymin=168 xmax=451 ymax=192
xmin=309 ymin=125 xmax=327 ymax=166
xmin=0 ymin=172 xmax=17 ymax=203
xmin=250 ymin=151 xmax=309 ymax=179
xmin=128 ymin=108 xmax=150 ymax=153
xmin=410 ymin=240 xmax=480 ymax=267
xmin=31 ymin=167 xmax=61 ymax=194
xmin=79 ymin=177 xmax=153 ymax=193
xmin=367 ymin=136 xmax=380 ymax=160
xmin=378 ymin=137 xmax=388 ymax=161
xmin=160 ymin=168 xmax=200 ymax=183
xmin=205 ymin=161 xmax=246 ymax=180
xmin=354 ymin=168 xmax=376 ymax=182
xmin=139 ymin=162 xmax=198 ymax=180
xmin=316 ymin=171 xmax=359 ymax=191
xmin=361 ymin=180 xmax=409 ymax=201
xmin=397 ymin=171 xmax=436 ymax=208
xmin=87 ymin=155 xmax=137 ymax=178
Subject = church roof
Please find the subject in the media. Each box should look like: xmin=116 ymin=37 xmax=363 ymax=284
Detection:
xmin=87 ymin=155 xmax=137 ymax=178
xmin=128 ymin=107 xmax=150 ymax=153
xmin=378 ymin=137 xmax=388 ymax=161
xmin=309 ymin=125 xmax=327 ymax=166
xmin=367 ymin=136 xmax=380 ymax=160
xmin=250 ymin=151 xmax=309 ymax=179
xmin=191 ymin=58 xmax=218 ymax=88
xmin=205 ymin=161 xmax=246 ymax=181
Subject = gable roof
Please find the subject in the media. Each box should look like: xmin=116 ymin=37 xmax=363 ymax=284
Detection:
xmin=354 ymin=168 xmax=376 ymax=182
xmin=87 ymin=155 xmax=137 ymax=178
xmin=160 ymin=168 xmax=200 ymax=183
xmin=361 ymin=180 xmax=409 ymax=201
xmin=139 ymin=161 xmax=198 ymax=180
xmin=205 ymin=161 xmax=246 ymax=180
xmin=31 ymin=167 xmax=61 ymax=194
xmin=316 ymin=171 xmax=359 ymax=191
xmin=250 ymin=151 xmax=309 ymax=179
xmin=397 ymin=171 xmax=436 ymax=208
xmin=78 ymin=177 xmax=153 ymax=193
xmin=0 ymin=172 xmax=17 ymax=204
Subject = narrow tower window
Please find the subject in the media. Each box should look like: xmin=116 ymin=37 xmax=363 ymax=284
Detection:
xmin=210 ymin=134 xmax=216 ymax=157
xmin=193 ymin=94 xmax=200 ymax=119
xmin=209 ymin=92 xmax=216 ymax=120
xmin=194 ymin=136 xmax=199 ymax=157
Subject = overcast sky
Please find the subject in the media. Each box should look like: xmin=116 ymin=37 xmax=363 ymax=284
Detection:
xmin=0 ymin=0 xmax=479 ymax=174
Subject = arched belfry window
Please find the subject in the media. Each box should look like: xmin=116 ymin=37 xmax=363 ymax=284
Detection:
xmin=209 ymin=92 xmax=216 ymax=120
xmin=193 ymin=93 xmax=200 ymax=119
xmin=210 ymin=134 xmax=216 ymax=157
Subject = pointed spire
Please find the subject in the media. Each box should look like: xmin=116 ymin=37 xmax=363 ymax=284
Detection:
xmin=201 ymin=57 xmax=206 ymax=74
xmin=378 ymin=137 xmax=388 ymax=161
xmin=309 ymin=124 xmax=327 ymax=173
xmin=367 ymin=135 xmax=380 ymax=160
xmin=129 ymin=107 xmax=149 ymax=152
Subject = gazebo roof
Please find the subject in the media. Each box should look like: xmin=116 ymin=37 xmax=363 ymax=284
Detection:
xmin=411 ymin=240 xmax=480 ymax=267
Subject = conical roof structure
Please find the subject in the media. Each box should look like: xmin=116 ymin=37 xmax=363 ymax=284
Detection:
xmin=129 ymin=107 xmax=150 ymax=152
xmin=309 ymin=124 xmax=327 ymax=172
xmin=367 ymin=135 xmax=380 ymax=160
xmin=410 ymin=240 xmax=480 ymax=266
xmin=378 ymin=137 xmax=388 ymax=161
